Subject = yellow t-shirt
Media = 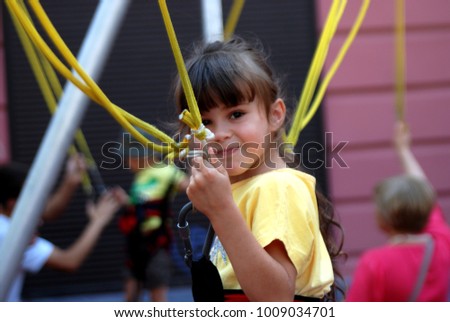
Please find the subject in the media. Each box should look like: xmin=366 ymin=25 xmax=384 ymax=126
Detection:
xmin=209 ymin=168 xmax=333 ymax=298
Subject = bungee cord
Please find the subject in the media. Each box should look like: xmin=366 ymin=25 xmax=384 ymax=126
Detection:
xmin=6 ymin=0 xmax=370 ymax=162
xmin=28 ymin=0 xmax=179 ymax=153
xmin=6 ymin=0 xmax=184 ymax=159
xmin=6 ymin=0 xmax=94 ymax=195
xmin=285 ymin=0 xmax=346 ymax=148
xmin=300 ymin=0 xmax=371 ymax=131
xmin=395 ymin=0 xmax=406 ymax=122
xmin=158 ymin=0 xmax=214 ymax=159
xmin=285 ymin=0 xmax=371 ymax=149
xmin=223 ymin=0 xmax=245 ymax=41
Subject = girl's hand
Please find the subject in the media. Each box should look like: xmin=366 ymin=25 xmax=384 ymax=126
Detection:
xmin=187 ymin=147 xmax=234 ymax=220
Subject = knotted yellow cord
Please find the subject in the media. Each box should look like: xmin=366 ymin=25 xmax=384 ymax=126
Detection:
xmin=224 ymin=0 xmax=245 ymax=41
xmin=6 ymin=0 xmax=182 ymax=158
xmin=285 ymin=0 xmax=370 ymax=148
xmin=28 ymin=0 xmax=174 ymax=151
xmin=158 ymin=1 xmax=213 ymax=140
xmin=158 ymin=0 xmax=214 ymax=159
xmin=6 ymin=0 xmax=93 ymax=194
xmin=395 ymin=0 xmax=406 ymax=122
xmin=7 ymin=0 xmax=370 ymax=160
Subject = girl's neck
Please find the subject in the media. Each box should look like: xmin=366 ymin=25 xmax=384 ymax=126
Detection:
xmin=229 ymin=152 xmax=287 ymax=184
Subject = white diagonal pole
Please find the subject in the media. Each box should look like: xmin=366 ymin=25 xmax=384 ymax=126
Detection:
xmin=201 ymin=0 xmax=224 ymax=42
xmin=0 ymin=0 xmax=131 ymax=300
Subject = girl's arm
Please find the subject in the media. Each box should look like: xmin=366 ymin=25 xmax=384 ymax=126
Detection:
xmin=187 ymin=155 xmax=296 ymax=301
xmin=213 ymin=211 xmax=297 ymax=301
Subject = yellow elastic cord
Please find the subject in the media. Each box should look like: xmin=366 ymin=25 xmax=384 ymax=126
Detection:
xmin=301 ymin=0 xmax=371 ymax=130
xmin=29 ymin=0 xmax=122 ymax=112
xmin=286 ymin=0 xmax=370 ymax=147
xmin=27 ymin=0 xmax=176 ymax=153
xmin=158 ymin=1 xmax=201 ymax=127
xmin=9 ymin=1 xmax=57 ymax=110
xmin=8 ymin=1 xmax=93 ymax=98
xmin=224 ymin=0 xmax=246 ymax=40
xmin=285 ymin=0 xmax=346 ymax=147
xmin=7 ymin=0 xmax=179 ymax=157
xmin=178 ymin=109 xmax=197 ymax=130
xmin=158 ymin=0 xmax=215 ymax=159
xmin=158 ymin=0 xmax=214 ymax=144
xmin=395 ymin=0 xmax=406 ymax=122
xmin=7 ymin=0 xmax=92 ymax=194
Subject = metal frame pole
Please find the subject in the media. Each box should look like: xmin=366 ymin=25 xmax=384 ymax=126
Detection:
xmin=0 ymin=0 xmax=131 ymax=300
xmin=201 ymin=0 xmax=224 ymax=42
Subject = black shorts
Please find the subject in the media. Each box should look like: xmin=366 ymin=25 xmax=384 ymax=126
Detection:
xmin=124 ymin=249 xmax=172 ymax=289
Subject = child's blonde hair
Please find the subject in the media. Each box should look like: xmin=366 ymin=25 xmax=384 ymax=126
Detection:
xmin=374 ymin=175 xmax=435 ymax=233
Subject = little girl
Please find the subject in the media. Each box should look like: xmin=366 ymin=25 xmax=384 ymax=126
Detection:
xmin=174 ymin=36 xmax=343 ymax=301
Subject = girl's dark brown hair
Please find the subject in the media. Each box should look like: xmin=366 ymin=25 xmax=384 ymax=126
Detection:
xmin=174 ymin=36 xmax=346 ymax=301
xmin=175 ymin=36 xmax=280 ymax=117
xmin=316 ymin=189 xmax=346 ymax=301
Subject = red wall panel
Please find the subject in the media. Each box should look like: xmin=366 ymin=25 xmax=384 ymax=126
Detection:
xmin=330 ymin=144 xmax=450 ymax=202
xmin=317 ymin=0 xmax=450 ymax=281
xmin=325 ymin=89 xmax=450 ymax=145
xmin=323 ymin=31 xmax=450 ymax=92
xmin=317 ymin=0 xmax=450 ymax=31
xmin=337 ymin=201 xmax=386 ymax=253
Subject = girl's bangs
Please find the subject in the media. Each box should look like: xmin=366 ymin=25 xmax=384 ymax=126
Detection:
xmin=189 ymin=55 xmax=256 ymax=112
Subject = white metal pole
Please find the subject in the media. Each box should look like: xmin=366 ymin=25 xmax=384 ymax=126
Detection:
xmin=201 ymin=0 xmax=224 ymax=42
xmin=0 ymin=0 xmax=131 ymax=300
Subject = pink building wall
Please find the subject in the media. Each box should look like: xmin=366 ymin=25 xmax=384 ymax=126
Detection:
xmin=0 ymin=12 xmax=10 ymax=164
xmin=317 ymin=0 xmax=450 ymax=276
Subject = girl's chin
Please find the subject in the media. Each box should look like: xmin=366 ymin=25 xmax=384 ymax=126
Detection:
xmin=225 ymin=167 xmax=246 ymax=178
xmin=226 ymin=165 xmax=260 ymax=182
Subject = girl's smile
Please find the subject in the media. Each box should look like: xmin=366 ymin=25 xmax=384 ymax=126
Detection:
xmin=210 ymin=143 xmax=240 ymax=159
xmin=200 ymin=99 xmax=286 ymax=182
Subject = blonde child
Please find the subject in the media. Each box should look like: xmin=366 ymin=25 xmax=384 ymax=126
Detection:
xmin=347 ymin=122 xmax=450 ymax=301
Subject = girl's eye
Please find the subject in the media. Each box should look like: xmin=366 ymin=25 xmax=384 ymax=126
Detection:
xmin=230 ymin=111 xmax=244 ymax=119
xmin=202 ymin=119 xmax=211 ymax=126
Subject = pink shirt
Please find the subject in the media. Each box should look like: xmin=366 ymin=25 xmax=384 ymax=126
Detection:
xmin=347 ymin=205 xmax=450 ymax=301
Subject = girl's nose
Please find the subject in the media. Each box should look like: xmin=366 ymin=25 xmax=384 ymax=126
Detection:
xmin=210 ymin=122 xmax=231 ymax=143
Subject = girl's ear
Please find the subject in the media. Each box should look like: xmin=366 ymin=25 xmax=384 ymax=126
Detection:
xmin=269 ymin=98 xmax=286 ymax=131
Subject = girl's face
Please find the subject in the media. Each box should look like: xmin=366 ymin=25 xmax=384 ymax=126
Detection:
xmin=200 ymin=98 xmax=286 ymax=183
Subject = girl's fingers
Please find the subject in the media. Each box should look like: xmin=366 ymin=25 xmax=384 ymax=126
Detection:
xmin=207 ymin=147 xmax=227 ymax=175
xmin=189 ymin=155 xmax=203 ymax=172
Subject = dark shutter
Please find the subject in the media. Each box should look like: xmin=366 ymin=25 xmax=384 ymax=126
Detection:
xmin=2 ymin=0 xmax=323 ymax=299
